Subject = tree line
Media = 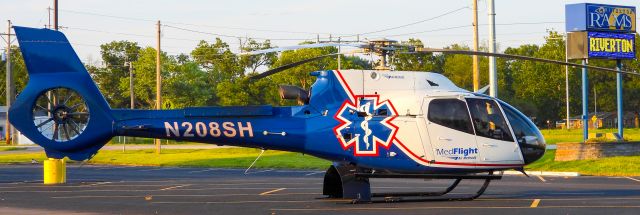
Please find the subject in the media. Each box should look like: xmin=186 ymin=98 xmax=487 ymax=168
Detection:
xmin=0 ymin=31 xmax=639 ymax=125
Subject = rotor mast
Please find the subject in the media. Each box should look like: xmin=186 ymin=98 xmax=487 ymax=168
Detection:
xmin=365 ymin=38 xmax=397 ymax=70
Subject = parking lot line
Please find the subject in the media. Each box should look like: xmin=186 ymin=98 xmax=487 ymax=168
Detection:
xmin=530 ymin=199 xmax=540 ymax=208
xmin=304 ymin=171 xmax=324 ymax=176
xmin=85 ymin=182 xmax=113 ymax=186
xmin=260 ymin=188 xmax=286 ymax=195
xmin=159 ymin=184 xmax=190 ymax=191
xmin=624 ymin=177 xmax=640 ymax=183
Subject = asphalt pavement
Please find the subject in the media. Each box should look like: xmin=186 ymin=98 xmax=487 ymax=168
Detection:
xmin=0 ymin=164 xmax=639 ymax=214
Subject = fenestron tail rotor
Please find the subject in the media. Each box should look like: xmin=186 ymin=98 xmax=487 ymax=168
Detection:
xmin=32 ymin=88 xmax=90 ymax=142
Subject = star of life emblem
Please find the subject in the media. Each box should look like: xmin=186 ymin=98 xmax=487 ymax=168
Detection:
xmin=333 ymin=95 xmax=398 ymax=156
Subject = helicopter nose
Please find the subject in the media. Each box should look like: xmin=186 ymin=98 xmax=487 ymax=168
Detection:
xmin=520 ymin=136 xmax=546 ymax=165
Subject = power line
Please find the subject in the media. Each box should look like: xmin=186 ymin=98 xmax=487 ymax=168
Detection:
xmin=61 ymin=9 xmax=156 ymax=22
xmin=64 ymin=26 xmax=220 ymax=43
xmin=61 ymin=9 xmax=330 ymax=36
xmin=347 ymin=6 xmax=470 ymax=37
xmin=377 ymin=21 xmax=564 ymax=38
xmin=384 ymin=24 xmax=473 ymax=37
xmin=162 ymin=24 xmax=317 ymax=41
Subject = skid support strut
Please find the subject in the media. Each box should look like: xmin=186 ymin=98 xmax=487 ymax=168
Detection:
xmin=322 ymin=164 xmax=501 ymax=203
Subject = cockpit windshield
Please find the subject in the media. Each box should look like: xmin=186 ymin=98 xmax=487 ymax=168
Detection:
xmin=466 ymin=98 xmax=513 ymax=142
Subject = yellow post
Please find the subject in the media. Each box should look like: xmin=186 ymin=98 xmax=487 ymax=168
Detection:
xmin=43 ymin=158 xmax=66 ymax=184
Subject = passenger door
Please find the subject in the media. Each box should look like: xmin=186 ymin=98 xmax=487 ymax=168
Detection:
xmin=466 ymin=98 xmax=523 ymax=164
xmin=424 ymin=98 xmax=479 ymax=166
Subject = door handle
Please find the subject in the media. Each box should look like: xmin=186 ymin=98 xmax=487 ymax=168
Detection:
xmin=438 ymin=137 xmax=452 ymax=141
xmin=482 ymin=143 xmax=497 ymax=147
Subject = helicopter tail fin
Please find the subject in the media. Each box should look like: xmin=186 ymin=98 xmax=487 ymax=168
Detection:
xmin=9 ymin=26 xmax=115 ymax=160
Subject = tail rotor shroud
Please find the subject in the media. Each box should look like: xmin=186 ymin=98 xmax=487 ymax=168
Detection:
xmin=33 ymin=88 xmax=89 ymax=142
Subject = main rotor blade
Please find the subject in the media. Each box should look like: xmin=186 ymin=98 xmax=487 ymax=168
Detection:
xmin=414 ymin=48 xmax=637 ymax=75
xmin=242 ymin=43 xmax=366 ymax=55
xmin=250 ymin=53 xmax=341 ymax=80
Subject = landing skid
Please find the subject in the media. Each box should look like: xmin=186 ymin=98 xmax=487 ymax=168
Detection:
xmin=322 ymin=164 xmax=501 ymax=203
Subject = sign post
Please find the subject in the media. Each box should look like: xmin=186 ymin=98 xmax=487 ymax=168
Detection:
xmin=566 ymin=3 xmax=636 ymax=142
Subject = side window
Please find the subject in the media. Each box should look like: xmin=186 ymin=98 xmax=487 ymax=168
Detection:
xmin=466 ymin=98 xmax=514 ymax=142
xmin=427 ymin=99 xmax=474 ymax=134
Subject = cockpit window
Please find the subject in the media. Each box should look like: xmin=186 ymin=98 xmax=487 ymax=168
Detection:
xmin=466 ymin=98 xmax=514 ymax=142
xmin=428 ymin=99 xmax=474 ymax=134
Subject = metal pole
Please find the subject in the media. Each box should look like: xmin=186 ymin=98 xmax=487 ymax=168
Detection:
xmin=337 ymin=37 xmax=341 ymax=70
xmin=565 ymin=34 xmax=570 ymax=130
xmin=582 ymin=59 xmax=588 ymax=142
xmin=155 ymin=20 xmax=162 ymax=154
xmin=472 ymin=0 xmax=479 ymax=92
xmin=54 ymin=0 xmax=58 ymax=31
xmin=47 ymin=7 xmax=51 ymax=29
xmin=126 ymin=61 xmax=134 ymax=152
xmin=5 ymin=20 xmax=13 ymax=145
xmin=616 ymin=59 xmax=623 ymax=139
xmin=129 ymin=62 xmax=134 ymax=109
xmin=488 ymin=0 xmax=497 ymax=97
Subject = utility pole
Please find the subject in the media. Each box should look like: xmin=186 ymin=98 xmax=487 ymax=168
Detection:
xmin=488 ymin=0 xmax=497 ymax=97
xmin=128 ymin=62 xmax=134 ymax=109
xmin=4 ymin=20 xmax=15 ymax=145
xmin=122 ymin=59 xmax=134 ymax=152
xmin=472 ymin=0 xmax=479 ymax=92
xmin=155 ymin=20 xmax=162 ymax=154
xmin=54 ymin=0 xmax=58 ymax=30
xmin=337 ymin=37 xmax=341 ymax=70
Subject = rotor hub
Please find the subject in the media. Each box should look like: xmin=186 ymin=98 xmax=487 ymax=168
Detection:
xmin=52 ymin=105 xmax=71 ymax=123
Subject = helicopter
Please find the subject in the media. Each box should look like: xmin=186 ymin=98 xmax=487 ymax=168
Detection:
xmin=9 ymin=26 xmax=634 ymax=202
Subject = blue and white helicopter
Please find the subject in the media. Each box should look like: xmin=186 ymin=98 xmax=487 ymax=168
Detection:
xmin=9 ymin=26 xmax=630 ymax=202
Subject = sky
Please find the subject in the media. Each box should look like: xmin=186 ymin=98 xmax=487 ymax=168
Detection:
xmin=1 ymin=0 xmax=639 ymax=66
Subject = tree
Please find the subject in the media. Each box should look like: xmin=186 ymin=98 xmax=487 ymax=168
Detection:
xmin=91 ymin=41 xmax=141 ymax=108
xmin=239 ymin=39 xmax=277 ymax=73
xmin=162 ymin=58 xmax=212 ymax=108
xmin=391 ymin=39 xmax=442 ymax=72
xmin=126 ymin=47 xmax=171 ymax=109
xmin=441 ymin=44 xmax=489 ymax=91
xmin=0 ymin=46 xmax=28 ymax=105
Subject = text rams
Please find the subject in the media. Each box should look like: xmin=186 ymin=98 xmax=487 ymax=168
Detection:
xmin=164 ymin=121 xmax=254 ymax=138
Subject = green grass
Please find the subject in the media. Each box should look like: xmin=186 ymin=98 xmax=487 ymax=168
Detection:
xmin=526 ymin=150 xmax=640 ymax=176
xmin=0 ymin=147 xmax=27 ymax=152
xmin=107 ymin=137 xmax=207 ymax=145
xmin=540 ymin=128 xmax=640 ymax=144
xmin=0 ymin=148 xmax=331 ymax=170
xmin=1 ymin=147 xmax=639 ymax=176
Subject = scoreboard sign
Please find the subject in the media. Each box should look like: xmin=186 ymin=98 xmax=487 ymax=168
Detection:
xmin=588 ymin=32 xmax=635 ymax=59
xmin=566 ymin=3 xmax=636 ymax=33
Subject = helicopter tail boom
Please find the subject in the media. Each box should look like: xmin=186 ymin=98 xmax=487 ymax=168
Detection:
xmin=10 ymin=26 xmax=115 ymax=160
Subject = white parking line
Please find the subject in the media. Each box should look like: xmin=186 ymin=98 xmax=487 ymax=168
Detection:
xmin=159 ymin=185 xmax=190 ymax=191
xmin=536 ymin=175 xmax=547 ymax=183
xmin=188 ymin=169 xmax=218 ymax=174
xmin=304 ymin=171 xmax=324 ymax=176
xmin=244 ymin=169 xmax=274 ymax=175
xmin=625 ymin=177 xmax=640 ymax=183
xmin=85 ymin=182 xmax=113 ymax=186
